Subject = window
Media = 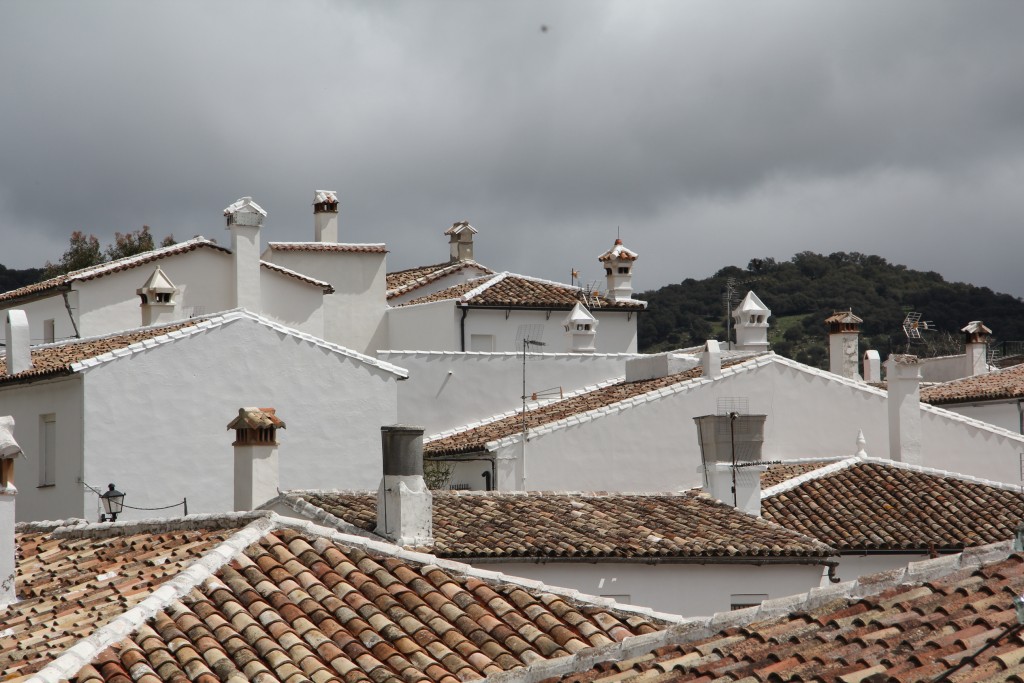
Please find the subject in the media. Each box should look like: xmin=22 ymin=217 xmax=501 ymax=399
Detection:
xmin=618 ymin=267 xmax=630 ymax=274
xmin=156 ymin=292 xmax=172 ymax=303
xmin=43 ymin=319 xmax=55 ymax=343
xmin=39 ymin=414 xmax=56 ymax=487
xmin=576 ymin=324 xmax=590 ymax=331
xmin=470 ymin=334 xmax=495 ymax=352
xmin=730 ymin=594 xmax=768 ymax=610
xmin=604 ymin=268 xmax=612 ymax=276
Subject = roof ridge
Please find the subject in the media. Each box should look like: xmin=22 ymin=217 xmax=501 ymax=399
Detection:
xmin=378 ymin=350 xmax=644 ymax=359
xmin=386 ymin=260 xmax=493 ymax=298
xmin=458 ymin=271 xmax=510 ymax=301
xmin=855 ymin=455 xmax=1024 ymax=493
xmin=258 ymin=259 xmax=334 ymax=291
xmin=761 ymin=457 xmax=861 ymax=498
xmin=268 ymin=241 xmax=387 ymax=247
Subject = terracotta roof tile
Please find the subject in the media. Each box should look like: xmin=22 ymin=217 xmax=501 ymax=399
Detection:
xmin=386 ymin=261 xmax=495 ymax=300
xmin=400 ymin=273 xmax=646 ymax=310
xmin=288 ymin=491 xmax=835 ymax=560
xmin=760 ymin=461 xmax=834 ymax=488
xmin=762 ymin=460 xmax=1024 ymax=552
xmin=267 ymin=242 xmax=388 ymax=254
xmin=921 ymin=364 xmax=1024 ymax=404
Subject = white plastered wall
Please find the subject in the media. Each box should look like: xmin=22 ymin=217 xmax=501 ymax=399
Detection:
xmin=379 ymin=351 xmax=640 ymax=434
xmin=462 ymin=308 xmax=638 ymax=354
xmin=76 ymin=317 xmax=398 ymax=522
xmin=258 ymin=269 xmax=325 ymax=337
xmin=918 ymin=355 xmax=976 ymax=383
xmin=387 ymin=301 xmax=460 ymax=351
xmin=0 ymin=376 xmax=86 ymax=521
xmin=0 ymin=293 xmax=79 ymax=344
xmin=940 ymin=401 xmax=1023 ymax=435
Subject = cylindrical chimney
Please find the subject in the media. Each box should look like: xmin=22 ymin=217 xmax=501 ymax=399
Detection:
xmin=381 ymin=425 xmax=425 ymax=476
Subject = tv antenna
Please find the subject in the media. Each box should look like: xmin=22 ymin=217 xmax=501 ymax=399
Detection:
xmin=515 ymin=324 xmax=546 ymax=489
xmin=901 ymin=312 xmax=934 ymax=349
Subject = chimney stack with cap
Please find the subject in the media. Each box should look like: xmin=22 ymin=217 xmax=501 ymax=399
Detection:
xmin=962 ymin=321 xmax=992 ymax=377
xmin=4 ymin=310 xmax=31 ymax=377
xmin=227 ymin=407 xmax=285 ymax=511
xmin=597 ymin=238 xmax=638 ymax=303
xmin=863 ymin=350 xmax=882 ymax=383
xmin=885 ymin=355 xmax=923 ymax=465
xmin=693 ymin=413 xmax=768 ymax=516
xmin=0 ymin=415 xmax=24 ymax=606
xmin=313 ymin=190 xmax=339 ymax=243
xmin=224 ymin=196 xmax=266 ymax=312
xmin=826 ymin=310 xmax=863 ymax=380
xmin=377 ymin=425 xmax=434 ymax=546
xmin=446 ymin=221 xmax=477 ymax=263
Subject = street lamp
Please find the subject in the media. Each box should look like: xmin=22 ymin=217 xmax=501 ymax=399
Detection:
xmin=100 ymin=483 xmax=125 ymax=522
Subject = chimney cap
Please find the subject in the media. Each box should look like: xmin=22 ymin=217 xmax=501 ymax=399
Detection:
xmin=887 ymin=354 xmax=920 ymax=365
xmin=961 ymin=320 xmax=992 ymax=337
xmin=444 ymin=221 xmax=477 ymax=236
xmin=0 ymin=416 xmax=23 ymax=460
xmin=597 ymin=238 xmax=638 ymax=262
xmin=224 ymin=196 xmax=267 ymax=226
xmin=381 ymin=424 xmax=425 ymax=435
xmin=313 ymin=190 xmax=338 ymax=205
xmin=226 ymin=407 xmax=286 ymax=431
xmin=825 ymin=309 xmax=863 ymax=325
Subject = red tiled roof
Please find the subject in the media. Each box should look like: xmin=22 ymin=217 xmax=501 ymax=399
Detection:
xmin=288 ymin=491 xmax=835 ymax=561
xmin=0 ymin=320 xmax=199 ymax=385
xmin=8 ymin=514 xmax=666 ymax=682
xmin=386 ymin=260 xmax=495 ymax=299
xmin=267 ymin=242 xmax=388 ymax=254
xmin=425 ymin=359 xmax=750 ymax=456
xmin=257 ymin=259 xmax=335 ymax=292
xmin=920 ymin=364 xmax=1024 ymax=404
xmin=762 ymin=459 xmax=1024 ymax=552
xmin=544 ymin=549 xmax=1024 ymax=683
xmin=760 ymin=461 xmax=834 ymax=489
xmin=402 ymin=273 xmax=646 ymax=310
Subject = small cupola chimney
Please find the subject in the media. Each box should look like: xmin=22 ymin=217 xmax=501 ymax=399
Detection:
xmin=226 ymin=407 xmax=285 ymax=511
xmin=377 ymin=425 xmax=434 ymax=546
xmin=825 ymin=309 xmax=863 ymax=380
xmin=702 ymin=339 xmax=722 ymax=380
xmin=313 ymin=190 xmax=339 ymax=243
xmin=693 ymin=413 xmax=767 ymax=516
xmin=445 ymin=221 xmax=477 ymax=263
xmin=4 ymin=310 xmax=31 ymax=376
xmin=732 ymin=291 xmax=771 ymax=352
xmin=563 ymin=302 xmax=598 ymax=353
xmin=597 ymin=238 xmax=638 ymax=303
xmin=962 ymin=321 xmax=992 ymax=377
xmin=136 ymin=266 xmax=179 ymax=327
xmin=863 ymin=349 xmax=881 ymax=383
xmin=0 ymin=415 xmax=24 ymax=607
xmin=224 ymin=196 xmax=266 ymax=313
xmin=885 ymin=355 xmax=922 ymax=465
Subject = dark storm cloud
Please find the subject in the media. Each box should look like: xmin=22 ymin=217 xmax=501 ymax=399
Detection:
xmin=1 ymin=1 xmax=1022 ymax=299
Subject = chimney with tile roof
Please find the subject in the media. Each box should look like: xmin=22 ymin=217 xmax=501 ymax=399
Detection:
xmin=0 ymin=415 xmax=23 ymax=606
xmin=863 ymin=350 xmax=881 ymax=383
xmin=962 ymin=321 xmax=992 ymax=377
xmin=693 ymin=414 xmax=768 ymax=516
xmin=227 ymin=407 xmax=285 ymax=511
xmin=702 ymin=339 xmax=722 ymax=380
xmin=826 ymin=310 xmax=863 ymax=381
xmin=563 ymin=302 xmax=598 ymax=352
xmin=597 ymin=238 xmax=638 ymax=303
xmin=732 ymin=291 xmax=770 ymax=352
xmin=886 ymin=354 xmax=922 ymax=465
xmin=377 ymin=425 xmax=434 ymax=546
xmin=224 ymin=196 xmax=266 ymax=313
xmin=313 ymin=190 xmax=339 ymax=243
xmin=4 ymin=310 xmax=31 ymax=376
xmin=446 ymin=221 xmax=477 ymax=263
xmin=136 ymin=266 xmax=179 ymax=326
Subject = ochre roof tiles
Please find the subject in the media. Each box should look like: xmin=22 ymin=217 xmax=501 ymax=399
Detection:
xmin=385 ymin=261 xmax=495 ymax=299
xmin=401 ymin=273 xmax=646 ymax=310
xmin=921 ymin=364 xmax=1024 ymax=405
xmin=267 ymin=242 xmax=388 ymax=254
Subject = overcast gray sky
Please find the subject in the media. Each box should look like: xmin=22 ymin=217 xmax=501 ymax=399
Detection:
xmin=2 ymin=1 xmax=1022 ymax=297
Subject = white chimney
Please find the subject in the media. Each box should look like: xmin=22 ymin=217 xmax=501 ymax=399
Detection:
xmin=863 ymin=350 xmax=881 ymax=383
xmin=962 ymin=321 xmax=992 ymax=377
xmin=4 ymin=310 xmax=31 ymax=376
xmin=701 ymin=339 xmax=722 ymax=380
xmin=224 ymin=196 xmax=266 ymax=312
xmin=445 ymin=221 xmax=477 ymax=263
xmin=624 ymin=352 xmax=697 ymax=382
xmin=563 ymin=302 xmax=598 ymax=353
xmin=313 ymin=190 xmax=339 ymax=243
xmin=377 ymin=425 xmax=434 ymax=546
xmin=597 ymin=238 xmax=638 ymax=303
xmin=136 ymin=266 xmax=179 ymax=327
xmin=0 ymin=415 xmax=24 ymax=607
xmin=732 ymin=291 xmax=770 ymax=352
xmin=227 ymin=407 xmax=285 ymax=511
xmin=826 ymin=310 xmax=863 ymax=380
xmin=885 ymin=355 xmax=922 ymax=465
xmin=693 ymin=414 xmax=767 ymax=516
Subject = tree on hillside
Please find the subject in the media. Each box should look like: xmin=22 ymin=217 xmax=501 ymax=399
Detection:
xmin=105 ymin=225 xmax=175 ymax=260
xmin=41 ymin=227 xmax=177 ymax=280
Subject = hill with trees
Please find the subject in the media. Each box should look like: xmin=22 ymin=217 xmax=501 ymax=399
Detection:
xmin=636 ymin=252 xmax=1024 ymax=367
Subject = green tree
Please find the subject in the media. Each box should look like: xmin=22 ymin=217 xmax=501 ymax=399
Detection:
xmin=43 ymin=231 xmax=104 ymax=278
xmin=105 ymin=225 xmax=173 ymax=260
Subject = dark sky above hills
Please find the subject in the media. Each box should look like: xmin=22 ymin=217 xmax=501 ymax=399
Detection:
xmin=2 ymin=2 xmax=1022 ymax=296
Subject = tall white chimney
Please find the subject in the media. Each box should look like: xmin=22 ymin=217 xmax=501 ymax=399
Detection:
xmin=732 ymin=291 xmax=770 ymax=352
xmin=0 ymin=415 xmax=24 ymax=607
xmin=445 ymin=221 xmax=477 ymax=263
xmin=826 ymin=310 xmax=863 ymax=380
xmin=313 ymin=190 xmax=339 ymax=243
xmin=597 ymin=238 xmax=638 ymax=303
xmin=886 ymin=355 xmax=922 ymax=465
xmin=701 ymin=339 xmax=722 ymax=380
xmin=224 ymin=196 xmax=266 ymax=312
xmin=693 ymin=414 xmax=767 ymax=516
xmin=962 ymin=321 xmax=992 ymax=377
xmin=863 ymin=350 xmax=881 ymax=383
xmin=377 ymin=425 xmax=434 ymax=546
xmin=4 ymin=310 xmax=31 ymax=376
xmin=227 ymin=407 xmax=285 ymax=511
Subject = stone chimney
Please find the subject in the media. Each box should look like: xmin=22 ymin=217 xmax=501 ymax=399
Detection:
xmin=224 ymin=196 xmax=266 ymax=312
xmin=597 ymin=238 xmax=638 ymax=303
xmin=377 ymin=425 xmax=434 ymax=546
xmin=826 ymin=310 xmax=862 ymax=380
xmin=563 ymin=302 xmax=598 ymax=353
xmin=313 ymin=190 xmax=339 ymax=243
xmin=136 ymin=266 xmax=179 ymax=327
xmin=732 ymin=291 xmax=770 ymax=352
xmin=0 ymin=415 xmax=23 ymax=606
xmin=4 ymin=310 xmax=31 ymax=376
xmin=885 ymin=355 xmax=922 ymax=465
xmin=227 ymin=407 xmax=285 ymax=511
xmin=962 ymin=321 xmax=992 ymax=377
xmin=693 ymin=413 xmax=767 ymax=516
xmin=445 ymin=221 xmax=477 ymax=263
xmin=701 ymin=339 xmax=722 ymax=380
xmin=863 ymin=350 xmax=881 ymax=383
